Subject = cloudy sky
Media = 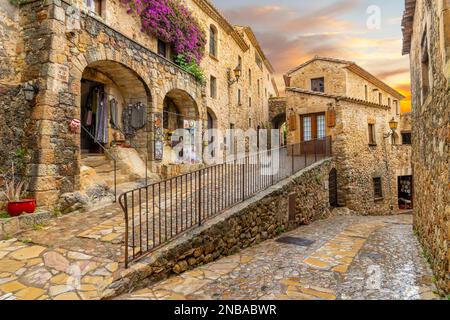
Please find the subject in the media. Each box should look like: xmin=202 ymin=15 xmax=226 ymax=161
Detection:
xmin=214 ymin=0 xmax=411 ymax=111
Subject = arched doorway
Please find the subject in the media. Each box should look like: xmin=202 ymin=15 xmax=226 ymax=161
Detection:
xmin=329 ymin=168 xmax=338 ymax=207
xmin=78 ymin=60 xmax=153 ymax=190
xmin=206 ymin=108 xmax=218 ymax=158
xmin=80 ymin=60 xmax=152 ymax=154
xmin=162 ymin=89 xmax=200 ymax=165
xmin=272 ymin=113 xmax=287 ymax=146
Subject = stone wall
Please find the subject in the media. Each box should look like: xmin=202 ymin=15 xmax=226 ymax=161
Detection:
xmin=0 ymin=0 xmax=22 ymax=84
xmin=0 ymin=84 xmax=32 ymax=183
xmin=285 ymin=89 xmax=412 ymax=216
xmin=104 ymin=158 xmax=334 ymax=298
xmin=407 ymin=0 xmax=449 ymax=294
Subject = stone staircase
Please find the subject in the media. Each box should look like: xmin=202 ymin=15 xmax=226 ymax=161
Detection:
xmin=81 ymin=153 xmax=139 ymax=188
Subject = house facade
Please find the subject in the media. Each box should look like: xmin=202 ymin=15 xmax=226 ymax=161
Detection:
xmin=402 ymin=0 xmax=449 ymax=294
xmin=278 ymin=57 xmax=412 ymax=216
xmin=0 ymin=0 xmax=278 ymax=206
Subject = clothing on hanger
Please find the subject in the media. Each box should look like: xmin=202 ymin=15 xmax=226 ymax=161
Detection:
xmin=110 ymin=98 xmax=119 ymax=129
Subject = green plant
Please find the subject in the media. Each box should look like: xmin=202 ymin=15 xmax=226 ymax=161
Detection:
xmin=275 ymin=226 xmax=285 ymax=235
xmin=0 ymin=211 xmax=9 ymax=219
xmin=9 ymin=0 xmax=27 ymax=6
xmin=2 ymin=233 xmax=12 ymax=241
xmin=175 ymin=54 xmax=205 ymax=83
xmin=315 ymin=173 xmax=323 ymax=184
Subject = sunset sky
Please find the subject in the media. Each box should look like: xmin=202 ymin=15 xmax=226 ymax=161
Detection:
xmin=214 ymin=0 xmax=411 ymax=112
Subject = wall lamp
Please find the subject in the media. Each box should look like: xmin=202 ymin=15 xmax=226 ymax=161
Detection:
xmin=227 ymin=65 xmax=241 ymax=86
xmin=23 ymin=81 xmax=40 ymax=101
xmin=383 ymin=117 xmax=399 ymax=139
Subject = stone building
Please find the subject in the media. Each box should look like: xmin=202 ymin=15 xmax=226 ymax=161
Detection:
xmin=0 ymin=0 xmax=278 ymax=206
xmin=275 ymin=56 xmax=412 ymax=215
xmin=402 ymin=0 xmax=449 ymax=294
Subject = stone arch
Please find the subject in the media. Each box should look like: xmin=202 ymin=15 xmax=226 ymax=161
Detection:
xmin=71 ymin=59 xmax=154 ymax=191
xmin=161 ymin=88 xmax=202 ymax=166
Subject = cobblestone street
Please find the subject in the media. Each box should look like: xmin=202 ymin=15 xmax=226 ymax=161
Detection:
xmin=119 ymin=214 xmax=438 ymax=300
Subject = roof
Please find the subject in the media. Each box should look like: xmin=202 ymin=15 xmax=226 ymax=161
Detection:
xmin=192 ymin=0 xmax=249 ymax=52
xmin=193 ymin=1 xmax=275 ymax=75
xmin=401 ymin=0 xmax=417 ymax=55
xmin=234 ymin=26 xmax=275 ymax=73
xmin=285 ymin=56 xmax=405 ymax=100
xmin=286 ymin=87 xmax=392 ymax=110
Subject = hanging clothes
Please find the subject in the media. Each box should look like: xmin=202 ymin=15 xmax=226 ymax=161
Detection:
xmin=122 ymin=104 xmax=135 ymax=138
xmin=131 ymin=102 xmax=146 ymax=130
xmin=95 ymin=91 xmax=109 ymax=144
xmin=110 ymin=98 xmax=119 ymax=129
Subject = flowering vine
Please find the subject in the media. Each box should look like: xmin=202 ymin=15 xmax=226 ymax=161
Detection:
xmin=122 ymin=0 xmax=207 ymax=65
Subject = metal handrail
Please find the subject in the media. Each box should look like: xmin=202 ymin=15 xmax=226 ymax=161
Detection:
xmin=119 ymin=136 xmax=332 ymax=267
xmin=80 ymin=124 xmax=117 ymax=203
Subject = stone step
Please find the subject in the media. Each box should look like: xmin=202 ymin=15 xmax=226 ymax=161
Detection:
xmin=94 ymin=163 xmax=115 ymax=174
xmin=81 ymin=157 xmax=110 ymax=168
xmin=103 ymin=175 xmax=136 ymax=187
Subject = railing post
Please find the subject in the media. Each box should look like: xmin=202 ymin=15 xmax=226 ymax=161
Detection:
xmin=123 ymin=195 xmax=129 ymax=268
xmin=114 ymin=160 xmax=117 ymax=203
xmin=291 ymin=144 xmax=294 ymax=174
xmin=242 ymin=157 xmax=246 ymax=201
xmin=198 ymin=171 xmax=202 ymax=226
xmin=314 ymin=139 xmax=317 ymax=162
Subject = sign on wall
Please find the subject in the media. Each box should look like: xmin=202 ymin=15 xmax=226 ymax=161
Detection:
xmin=153 ymin=112 xmax=164 ymax=161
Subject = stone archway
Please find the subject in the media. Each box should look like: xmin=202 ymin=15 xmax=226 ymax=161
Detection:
xmin=161 ymin=89 xmax=201 ymax=170
xmin=272 ymin=113 xmax=287 ymax=146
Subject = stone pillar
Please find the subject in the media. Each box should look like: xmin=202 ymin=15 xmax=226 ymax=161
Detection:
xmin=23 ymin=1 xmax=78 ymax=206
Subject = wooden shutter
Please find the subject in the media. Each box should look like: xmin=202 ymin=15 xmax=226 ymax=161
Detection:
xmin=288 ymin=115 xmax=297 ymax=131
xmin=326 ymin=110 xmax=336 ymax=127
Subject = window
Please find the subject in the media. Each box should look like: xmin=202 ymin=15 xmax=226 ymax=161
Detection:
xmin=401 ymin=132 xmax=412 ymax=145
xmin=378 ymin=93 xmax=383 ymax=105
xmin=157 ymin=39 xmax=167 ymax=58
xmin=265 ymin=88 xmax=267 ymax=98
xmin=364 ymin=85 xmax=368 ymax=100
xmin=255 ymin=53 xmax=263 ymax=70
xmin=248 ymin=118 xmax=252 ymax=128
xmin=421 ymin=30 xmax=431 ymax=102
xmin=368 ymin=124 xmax=376 ymax=145
xmin=257 ymin=79 xmax=260 ymax=96
xmin=317 ymin=114 xmax=325 ymax=139
xmin=209 ymin=25 xmax=218 ymax=58
xmin=373 ymin=177 xmax=383 ymax=199
xmin=249 ymin=97 xmax=252 ymax=108
xmin=311 ymin=77 xmax=325 ymax=93
xmin=237 ymin=89 xmax=241 ymax=105
xmin=238 ymin=56 xmax=242 ymax=68
xmin=388 ymin=98 xmax=391 ymax=107
xmin=300 ymin=113 xmax=326 ymax=142
xmin=303 ymin=117 xmax=312 ymax=141
xmin=248 ymin=69 xmax=252 ymax=85
xmin=85 ymin=0 xmax=102 ymax=15
xmin=210 ymin=76 xmax=217 ymax=99
xmin=394 ymin=100 xmax=399 ymax=115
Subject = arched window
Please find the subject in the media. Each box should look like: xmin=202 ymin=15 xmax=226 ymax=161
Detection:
xmin=209 ymin=25 xmax=218 ymax=58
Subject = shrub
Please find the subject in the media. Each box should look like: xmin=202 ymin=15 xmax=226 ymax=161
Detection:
xmin=122 ymin=0 xmax=207 ymax=64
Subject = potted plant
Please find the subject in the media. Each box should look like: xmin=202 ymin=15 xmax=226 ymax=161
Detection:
xmin=2 ymin=179 xmax=35 ymax=217
xmin=1 ymin=161 xmax=36 ymax=217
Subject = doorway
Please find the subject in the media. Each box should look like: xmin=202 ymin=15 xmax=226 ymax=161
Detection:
xmin=81 ymin=79 xmax=105 ymax=154
xmin=398 ymin=175 xmax=413 ymax=210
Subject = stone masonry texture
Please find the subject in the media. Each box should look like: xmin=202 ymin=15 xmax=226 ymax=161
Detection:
xmin=403 ymin=0 xmax=449 ymax=294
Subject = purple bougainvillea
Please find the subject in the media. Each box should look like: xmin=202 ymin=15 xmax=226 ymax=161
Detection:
xmin=122 ymin=0 xmax=206 ymax=64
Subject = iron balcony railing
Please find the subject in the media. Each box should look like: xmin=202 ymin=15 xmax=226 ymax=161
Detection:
xmin=119 ymin=136 xmax=332 ymax=267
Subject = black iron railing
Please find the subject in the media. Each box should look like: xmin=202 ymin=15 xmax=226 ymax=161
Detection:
xmin=119 ymin=137 xmax=332 ymax=267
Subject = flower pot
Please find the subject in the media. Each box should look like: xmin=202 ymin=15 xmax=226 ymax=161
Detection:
xmin=7 ymin=199 xmax=36 ymax=217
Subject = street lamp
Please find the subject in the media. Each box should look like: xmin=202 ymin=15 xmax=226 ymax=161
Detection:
xmin=227 ymin=65 xmax=241 ymax=86
xmin=384 ymin=117 xmax=398 ymax=139
xmin=23 ymin=81 xmax=39 ymax=101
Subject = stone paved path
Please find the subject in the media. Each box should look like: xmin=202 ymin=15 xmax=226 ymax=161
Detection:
xmin=118 ymin=214 xmax=439 ymax=300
